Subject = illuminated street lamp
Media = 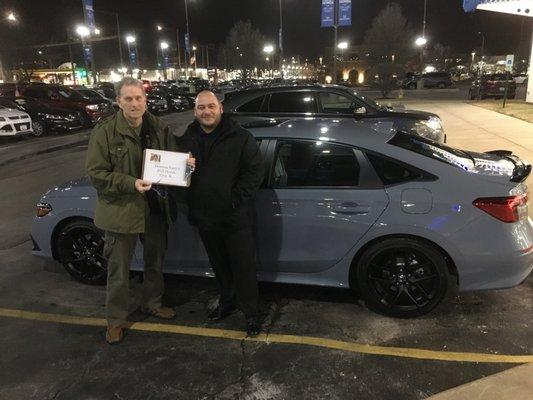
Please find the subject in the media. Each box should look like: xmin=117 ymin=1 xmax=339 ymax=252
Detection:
xmin=157 ymin=25 xmax=163 ymax=31
xmin=76 ymin=25 xmax=90 ymax=38
xmin=160 ymin=41 xmax=169 ymax=50
xmin=415 ymin=36 xmax=427 ymax=47
xmin=263 ymin=45 xmax=274 ymax=77
xmin=94 ymin=28 xmax=101 ymax=35
xmin=125 ymin=35 xmax=137 ymax=73
xmin=337 ymin=41 xmax=348 ymax=50
xmin=160 ymin=41 xmax=169 ymax=79
xmin=6 ymin=11 xmax=16 ymax=22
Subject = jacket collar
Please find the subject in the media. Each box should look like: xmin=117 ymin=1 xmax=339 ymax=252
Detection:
xmin=115 ymin=110 xmax=142 ymax=140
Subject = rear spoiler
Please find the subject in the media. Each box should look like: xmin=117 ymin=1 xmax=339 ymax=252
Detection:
xmin=486 ymin=150 xmax=532 ymax=182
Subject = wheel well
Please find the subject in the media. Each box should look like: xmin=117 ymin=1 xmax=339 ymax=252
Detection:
xmin=349 ymin=234 xmax=459 ymax=290
xmin=50 ymin=216 xmax=94 ymax=261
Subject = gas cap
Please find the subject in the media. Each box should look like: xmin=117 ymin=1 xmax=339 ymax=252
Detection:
xmin=401 ymin=188 xmax=433 ymax=214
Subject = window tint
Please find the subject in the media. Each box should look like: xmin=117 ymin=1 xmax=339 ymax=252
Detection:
xmin=319 ymin=92 xmax=355 ymax=114
xmin=389 ymin=132 xmax=475 ymax=171
xmin=366 ymin=152 xmax=425 ymax=185
xmin=273 ymin=140 xmax=359 ymax=187
xmin=24 ymin=88 xmax=47 ymax=99
xmin=236 ymin=95 xmax=265 ymax=112
xmin=268 ymin=92 xmax=317 ymax=113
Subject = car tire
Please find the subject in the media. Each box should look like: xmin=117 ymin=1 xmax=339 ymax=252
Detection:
xmin=355 ymin=237 xmax=451 ymax=318
xmin=56 ymin=219 xmax=107 ymax=285
xmin=31 ymin=119 xmax=46 ymax=137
xmin=468 ymin=90 xmax=476 ymax=100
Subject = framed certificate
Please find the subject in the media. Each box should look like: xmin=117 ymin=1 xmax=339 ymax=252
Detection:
xmin=141 ymin=149 xmax=191 ymax=187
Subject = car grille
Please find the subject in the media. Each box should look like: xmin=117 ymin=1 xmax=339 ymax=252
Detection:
xmin=15 ymin=122 xmax=31 ymax=131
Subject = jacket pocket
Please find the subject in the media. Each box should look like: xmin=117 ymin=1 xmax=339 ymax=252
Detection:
xmin=109 ymin=146 xmax=129 ymax=171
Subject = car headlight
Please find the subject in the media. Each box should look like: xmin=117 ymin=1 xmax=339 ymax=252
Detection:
xmin=413 ymin=117 xmax=443 ymax=141
xmin=44 ymin=114 xmax=67 ymax=120
xmin=85 ymin=104 xmax=99 ymax=111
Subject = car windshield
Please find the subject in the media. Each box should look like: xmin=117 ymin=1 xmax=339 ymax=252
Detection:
xmin=75 ymin=89 xmax=103 ymax=100
xmin=353 ymin=91 xmax=383 ymax=110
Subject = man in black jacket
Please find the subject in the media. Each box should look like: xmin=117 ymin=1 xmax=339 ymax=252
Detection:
xmin=179 ymin=91 xmax=264 ymax=336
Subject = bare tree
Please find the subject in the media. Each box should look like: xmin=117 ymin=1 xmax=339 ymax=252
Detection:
xmin=363 ymin=3 xmax=414 ymax=64
xmin=428 ymin=43 xmax=456 ymax=71
xmin=367 ymin=62 xmax=405 ymax=98
xmin=220 ymin=20 xmax=265 ymax=81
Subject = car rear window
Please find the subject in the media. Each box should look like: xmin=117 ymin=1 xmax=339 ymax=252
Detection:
xmin=389 ymin=132 xmax=474 ymax=171
xmin=365 ymin=152 xmax=430 ymax=185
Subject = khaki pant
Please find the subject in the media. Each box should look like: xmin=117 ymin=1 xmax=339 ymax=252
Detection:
xmin=104 ymin=213 xmax=167 ymax=327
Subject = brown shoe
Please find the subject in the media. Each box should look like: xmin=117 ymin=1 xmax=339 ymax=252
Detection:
xmin=141 ymin=306 xmax=176 ymax=319
xmin=106 ymin=326 xmax=125 ymax=345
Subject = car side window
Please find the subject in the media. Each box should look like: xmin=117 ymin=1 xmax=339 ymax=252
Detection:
xmin=272 ymin=140 xmax=359 ymax=188
xmin=24 ymin=89 xmax=47 ymax=99
xmin=236 ymin=95 xmax=265 ymax=112
xmin=318 ymin=92 xmax=356 ymax=114
xmin=365 ymin=152 xmax=427 ymax=185
xmin=268 ymin=92 xmax=317 ymax=113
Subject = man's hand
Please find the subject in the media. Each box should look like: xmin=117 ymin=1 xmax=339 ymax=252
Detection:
xmin=135 ymin=179 xmax=152 ymax=193
xmin=187 ymin=152 xmax=196 ymax=172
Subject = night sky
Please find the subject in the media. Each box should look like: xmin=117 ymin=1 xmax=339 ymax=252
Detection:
xmin=2 ymin=0 xmax=532 ymax=69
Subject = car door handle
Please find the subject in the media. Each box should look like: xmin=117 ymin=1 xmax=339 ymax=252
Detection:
xmin=332 ymin=202 xmax=370 ymax=215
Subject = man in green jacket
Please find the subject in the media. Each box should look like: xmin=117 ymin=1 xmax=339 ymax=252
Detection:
xmin=86 ymin=77 xmax=194 ymax=344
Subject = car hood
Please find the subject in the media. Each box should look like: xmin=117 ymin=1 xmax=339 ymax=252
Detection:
xmin=0 ymin=108 xmax=29 ymax=118
xmin=42 ymin=177 xmax=96 ymax=199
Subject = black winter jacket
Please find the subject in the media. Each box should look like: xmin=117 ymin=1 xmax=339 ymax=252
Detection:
xmin=177 ymin=115 xmax=264 ymax=231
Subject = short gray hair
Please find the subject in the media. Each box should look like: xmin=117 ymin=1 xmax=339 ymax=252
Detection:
xmin=115 ymin=77 xmax=145 ymax=97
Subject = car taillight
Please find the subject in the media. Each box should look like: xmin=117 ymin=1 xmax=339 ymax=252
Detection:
xmin=36 ymin=202 xmax=52 ymax=217
xmin=473 ymin=195 xmax=528 ymax=223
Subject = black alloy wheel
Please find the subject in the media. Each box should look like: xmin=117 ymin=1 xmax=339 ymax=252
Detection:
xmin=56 ymin=220 xmax=107 ymax=285
xmin=32 ymin=119 xmax=46 ymax=137
xmin=356 ymin=238 xmax=451 ymax=318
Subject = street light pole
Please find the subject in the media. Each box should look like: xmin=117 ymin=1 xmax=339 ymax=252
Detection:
xmin=184 ymin=0 xmax=191 ymax=78
xmin=333 ymin=0 xmax=338 ymax=83
xmin=279 ymin=0 xmax=283 ymax=79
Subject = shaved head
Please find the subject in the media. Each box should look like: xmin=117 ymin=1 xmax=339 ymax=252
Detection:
xmin=194 ymin=90 xmax=223 ymax=133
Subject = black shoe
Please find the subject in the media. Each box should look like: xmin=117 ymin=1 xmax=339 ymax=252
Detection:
xmin=246 ymin=317 xmax=261 ymax=337
xmin=207 ymin=304 xmax=236 ymax=321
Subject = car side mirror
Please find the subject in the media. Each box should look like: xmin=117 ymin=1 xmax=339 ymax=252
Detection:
xmin=354 ymin=106 xmax=367 ymax=115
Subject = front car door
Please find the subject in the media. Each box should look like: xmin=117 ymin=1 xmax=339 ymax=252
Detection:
xmin=255 ymin=138 xmax=389 ymax=274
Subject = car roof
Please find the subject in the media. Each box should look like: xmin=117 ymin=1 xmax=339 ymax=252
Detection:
xmin=225 ymin=84 xmax=354 ymax=98
xmin=249 ymin=118 xmax=396 ymax=150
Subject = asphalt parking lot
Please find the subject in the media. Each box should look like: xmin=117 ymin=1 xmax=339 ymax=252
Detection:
xmin=0 ymin=103 xmax=532 ymax=399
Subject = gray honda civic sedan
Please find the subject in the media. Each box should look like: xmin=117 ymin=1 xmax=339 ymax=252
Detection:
xmin=31 ymin=118 xmax=533 ymax=318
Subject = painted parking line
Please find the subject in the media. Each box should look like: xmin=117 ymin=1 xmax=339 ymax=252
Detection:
xmin=1 ymin=307 xmax=532 ymax=364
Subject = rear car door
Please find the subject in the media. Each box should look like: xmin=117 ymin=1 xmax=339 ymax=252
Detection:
xmin=255 ymin=139 xmax=389 ymax=273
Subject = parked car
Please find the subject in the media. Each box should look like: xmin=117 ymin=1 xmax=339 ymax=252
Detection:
xmin=402 ymin=72 xmax=453 ymax=89
xmin=73 ymin=87 xmax=119 ymax=112
xmin=469 ymin=74 xmax=517 ymax=100
xmin=19 ymin=84 xmax=114 ymax=127
xmin=147 ymin=86 xmax=190 ymax=111
xmin=31 ymin=118 xmax=532 ymax=317
xmin=513 ymin=74 xmax=528 ymax=84
xmin=0 ymin=103 xmax=33 ymax=137
xmin=0 ymin=96 xmax=83 ymax=136
xmin=222 ymin=84 xmax=446 ymax=142
xmin=146 ymin=92 xmax=169 ymax=114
